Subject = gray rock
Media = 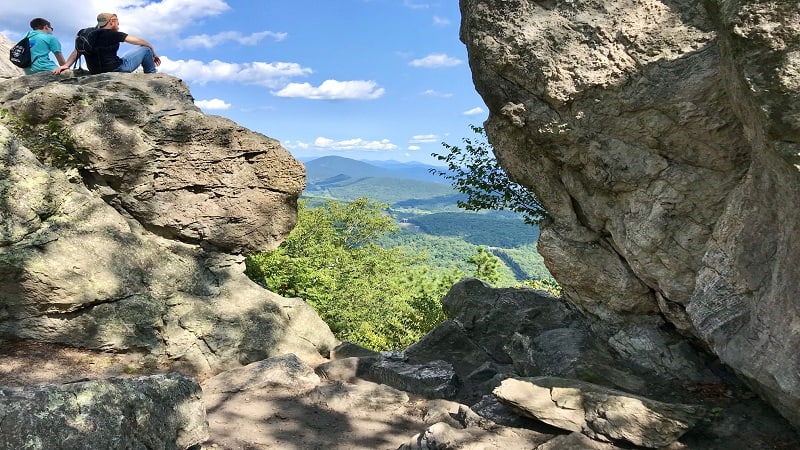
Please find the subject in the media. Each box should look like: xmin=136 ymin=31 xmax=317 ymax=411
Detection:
xmin=308 ymin=380 xmax=409 ymax=410
xmin=460 ymin=0 xmax=800 ymax=427
xmin=315 ymin=356 xmax=379 ymax=382
xmin=0 ymin=373 xmax=207 ymax=450
xmin=471 ymin=394 xmax=547 ymax=429
xmin=494 ymin=376 xmax=705 ymax=448
xmin=405 ymin=319 xmax=493 ymax=378
xmin=368 ymin=358 xmax=460 ymax=399
xmin=0 ymin=75 xmax=339 ymax=374
xmin=430 ymin=279 xmax=716 ymax=400
xmin=535 ymin=432 xmax=628 ymax=450
xmin=607 ymin=323 xmax=718 ymax=383
xmin=421 ymin=398 xmax=466 ymax=428
xmin=0 ymin=34 xmax=24 ymax=79
xmin=317 ymin=341 xmax=382 ymax=381
xmin=201 ymin=353 xmax=320 ymax=394
xmin=0 ymin=72 xmax=303 ymax=255
xmin=330 ymin=340 xmax=381 ymax=359
xmin=400 ymin=404 xmax=553 ymax=450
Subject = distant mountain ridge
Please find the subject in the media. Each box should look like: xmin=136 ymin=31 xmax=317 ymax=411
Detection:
xmin=304 ymin=155 xmax=446 ymax=184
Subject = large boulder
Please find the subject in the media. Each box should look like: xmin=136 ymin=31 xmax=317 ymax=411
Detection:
xmin=0 ymin=71 xmax=339 ymax=374
xmin=459 ymin=0 xmax=800 ymax=427
xmin=0 ymin=71 xmax=302 ymax=254
xmin=494 ymin=376 xmax=705 ymax=448
xmin=0 ymin=373 xmax=208 ymax=450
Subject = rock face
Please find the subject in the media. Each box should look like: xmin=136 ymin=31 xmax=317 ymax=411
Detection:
xmin=459 ymin=0 xmax=800 ymax=428
xmin=0 ymin=34 xmax=24 ymax=79
xmin=0 ymin=72 xmax=302 ymax=254
xmin=0 ymin=373 xmax=208 ymax=450
xmin=406 ymin=278 xmax=717 ymax=404
xmin=0 ymin=70 xmax=339 ymax=373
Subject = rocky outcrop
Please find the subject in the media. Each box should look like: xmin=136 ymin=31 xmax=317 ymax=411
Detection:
xmin=0 ymin=373 xmax=208 ymax=450
xmin=329 ymin=279 xmax=799 ymax=448
xmin=406 ymin=278 xmax=717 ymax=404
xmin=0 ymin=72 xmax=302 ymax=254
xmin=459 ymin=0 xmax=800 ymax=428
xmin=0 ymin=70 xmax=339 ymax=373
xmin=494 ymin=377 xmax=704 ymax=448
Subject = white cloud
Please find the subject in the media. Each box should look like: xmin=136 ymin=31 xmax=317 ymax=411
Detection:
xmin=0 ymin=0 xmax=230 ymax=45
xmin=273 ymin=80 xmax=385 ymax=100
xmin=282 ymin=140 xmax=310 ymax=150
xmin=409 ymin=134 xmax=439 ymax=144
xmin=433 ymin=16 xmax=450 ymax=26
xmin=179 ymin=30 xmax=287 ymax=49
xmin=422 ymin=89 xmax=453 ymax=98
xmin=462 ymin=107 xmax=486 ymax=116
xmin=409 ymin=53 xmax=463 ymax=68
xmin=195 ymin=98 xmax=231 ymax=110
xmin=159 ymin=56 xmax=312 ymax=88
xmin=403 ymin=1 xmax=430 ymax=9
xmin=407 ymin=145 xmax=422 ymax=151
xmin=113 ymin=0 xmax=231 ymax=37
xmin=313 ymin=137 xmax=398 ymax=151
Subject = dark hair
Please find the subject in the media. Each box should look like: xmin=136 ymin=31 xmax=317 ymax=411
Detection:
xmin=30 ymin=18 xmax=51 ymax=30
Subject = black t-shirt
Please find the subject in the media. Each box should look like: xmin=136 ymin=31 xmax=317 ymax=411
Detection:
xmin=85 ymin=29 xmax=128 ymax=74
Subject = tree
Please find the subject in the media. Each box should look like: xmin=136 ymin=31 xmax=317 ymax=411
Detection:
xmin=245 ymin=197 xmax=451 ymax=350
xmin=402 ymin=265 xmax=462 ymax=332
xmin=431 ymin=125 xmax=547 ymax=224
xmin=519 ymin=278 xmax=562 ymax=298
xmin=468 ymin=246 xmax=500 ymax=284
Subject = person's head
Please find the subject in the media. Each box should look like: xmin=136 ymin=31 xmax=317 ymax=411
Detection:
xmin=96 ymin=13 xmax=119 ymax=30
xmin=30 ymin=18 xmax=53 ymax=33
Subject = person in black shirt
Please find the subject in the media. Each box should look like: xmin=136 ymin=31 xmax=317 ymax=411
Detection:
xmin=54 ymin=13 xmax=161 ymax=75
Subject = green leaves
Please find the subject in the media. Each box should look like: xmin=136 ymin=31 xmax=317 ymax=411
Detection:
xmin=468 ymin=246 xmax=501 ymax=285
xmin=245 ymin=198 xmax=452 ymax=351
xmin=431 ymin=125 xmax=547 ymax=225
xmin=0 ymin=110 xmax=88 ymax=169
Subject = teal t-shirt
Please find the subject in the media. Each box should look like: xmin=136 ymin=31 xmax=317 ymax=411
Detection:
xmin=22 ymin=30 xmax=62 ymax=74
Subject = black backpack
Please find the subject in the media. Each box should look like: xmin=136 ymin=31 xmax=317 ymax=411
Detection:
xmin=9 ymin=35 xmax=32 ymax=68
xmin=72 ymin=27 xmax=102 ymax=70
xmin=75 ymin=27 xmax=100 ymax=55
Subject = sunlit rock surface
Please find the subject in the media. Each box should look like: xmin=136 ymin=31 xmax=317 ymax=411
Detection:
xmin=460 ymin=0 xmax=800 ymax=428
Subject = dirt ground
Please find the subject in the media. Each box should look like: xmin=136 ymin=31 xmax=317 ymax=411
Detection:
xmin=0 ymin=340 xmax=441 ymax=450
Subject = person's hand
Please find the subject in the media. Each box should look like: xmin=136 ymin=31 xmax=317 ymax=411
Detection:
xmin=52 ymin=65 xmax=68 ymax=75
xmin=153 ymin=54 xmax=161 ymax=67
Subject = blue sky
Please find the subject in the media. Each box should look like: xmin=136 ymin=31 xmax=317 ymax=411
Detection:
xmin=0 ymin=0 xmax=487 ymax=164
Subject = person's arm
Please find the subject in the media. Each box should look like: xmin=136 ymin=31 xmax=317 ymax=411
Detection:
xmin=52 ymin=49 xmax=78 ymax=74
xmin=53 ymin=51 xmax=67 ymax=66
xmin=124 ymin=35 xmax=161 ymax=66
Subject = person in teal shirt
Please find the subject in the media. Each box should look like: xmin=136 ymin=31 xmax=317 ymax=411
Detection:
xmin=22 ymin=18 xmax=66 ymax=75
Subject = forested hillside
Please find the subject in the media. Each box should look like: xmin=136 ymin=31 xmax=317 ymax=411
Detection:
xmin=303 ymin=156 xmax=551 ymax=287
xmin=246 ymin=157 xmax=555 ymax=349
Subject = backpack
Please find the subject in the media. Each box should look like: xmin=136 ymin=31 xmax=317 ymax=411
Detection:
xmin=9 ymin=35 xmax=32 ymax=68
xmin=75 ymin=27 xmax=100 ymax=55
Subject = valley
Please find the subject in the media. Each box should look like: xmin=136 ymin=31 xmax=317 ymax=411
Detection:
xmin=302 ymin=155 xmax=551 ymax=286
